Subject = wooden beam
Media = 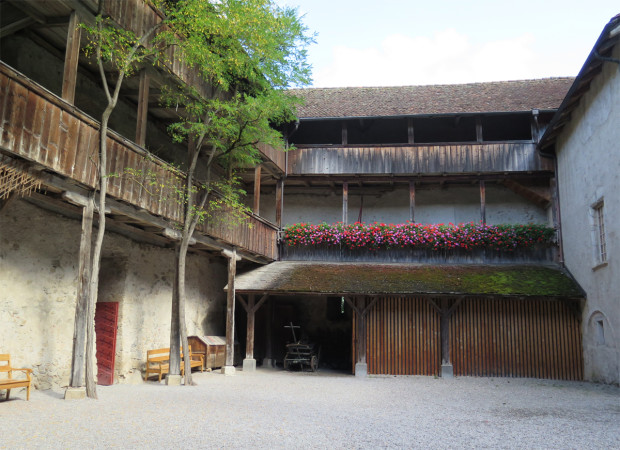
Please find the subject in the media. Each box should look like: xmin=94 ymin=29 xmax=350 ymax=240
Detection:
xmin=245 ymin=295 xmax=255 ymax=359
xmin=275 ymin=178 xmax=283 ymax=228
xmin=440 ymin=299 xmax=451 ymax=366
xmin=356 ymin=297 xmax=367 ymax=365
xmin=253 ymin=165 xmax=261 ymax=215
xmin=236 ymin=294 xmax=248 ymax=312
xmin=409 ymin=180 xmax=416 ymax=222
xmin=0 ymin=17 xmax=36 ymax=38
xmin=224 ymin=248 xmax=237 ymax=368
xmin=341 ymin=121 xmax=348 ymax=145
xmin=135 ymin=70 xmax=150 ymax=147
xmin=480 ymin=180 xmax=486 ymax=224
xmin=342 ymin=181 xmax=348 ymax=225
xmin=61 ymin=11 xmax=81 ymax=104
xmin=407 ymin=118 xmax=414 ymax=144
xmin=476 ymin=117 xmax=483 ymax=143
xmin=69 ymin=197 xmax=94 ymax=387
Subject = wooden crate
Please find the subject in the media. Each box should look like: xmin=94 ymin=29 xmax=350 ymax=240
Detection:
xmin=188 ymin=336 xmax=233 ymax=370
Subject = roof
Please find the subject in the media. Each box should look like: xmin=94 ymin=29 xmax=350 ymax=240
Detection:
xmin=289 ymin=78 xmax=574 ymax=119
xmin=232 ymin=262 xmax=583 ymax=298
xmin=539 ymin=14 xmax=620 ymax=151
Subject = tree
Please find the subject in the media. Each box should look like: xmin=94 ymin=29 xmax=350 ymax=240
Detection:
xmin=70 ymin=6 xmax=163 ymax=399
xmin=156 ymin=0 xmax=313 ymax=384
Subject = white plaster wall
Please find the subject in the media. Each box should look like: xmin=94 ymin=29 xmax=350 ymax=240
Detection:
xmin=0 ymin=200 xmax=227 ymax=390
xmin=260 ymin=184 xmax=547 ymax=227
xmin=556 ymin=44 xmax=620 ymax=384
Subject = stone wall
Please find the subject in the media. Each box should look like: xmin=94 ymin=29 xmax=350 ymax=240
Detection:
xmin=260 ymin=183 xmax=549 ymax=227
xmin=0 ymin=200 xmax=227 ymax=390
xmin=556 ymin=44 xmax=620 ymax=385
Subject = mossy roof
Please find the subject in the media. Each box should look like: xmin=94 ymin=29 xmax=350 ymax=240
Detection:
xmin=232 ymin=262 xmax=583 ymax=298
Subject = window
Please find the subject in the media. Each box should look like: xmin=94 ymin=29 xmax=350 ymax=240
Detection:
xmin=593 ymin=201 xmax=607 ymax=264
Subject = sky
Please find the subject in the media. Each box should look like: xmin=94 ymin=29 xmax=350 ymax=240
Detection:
xmin=275 ymin=0 xmax=619 ymax=88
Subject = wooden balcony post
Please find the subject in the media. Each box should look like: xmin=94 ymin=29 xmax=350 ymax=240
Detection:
xmin=253 ymin=165 xmax=261 ymax=215
xmin=245 ymin=295 xmax=255 ymax=360
xmin=342 ymin=181 xmax=348 ymax=225
xmin=275 ymin=178 xmax=283 ymax=228
xmin=409 ymin=180 xmax=416 ymax=222
xmin=480 ymin=180 xmax=486 ymax=224
xmin=61 ymin=11 xmax=81 ymax=104
xmin=407 ymin=118 xmax=414 ymax=144
xmin=68 ymin=198 xmax=93 ymax=395
xmin=222 ymin=248 xmax=240 ymax=375
xmin=135 ymin=70 xmax=150 ymax=147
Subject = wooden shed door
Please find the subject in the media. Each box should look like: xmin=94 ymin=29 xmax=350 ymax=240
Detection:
xmin=95 ymin=302 xmax=119 ymax=385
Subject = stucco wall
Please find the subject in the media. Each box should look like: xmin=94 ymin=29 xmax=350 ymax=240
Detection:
xmin=556 ymin=44 xmax=620 ymax=384
xmin=260 ymin=184 xmax=548 ymax=227
xmin=0 ymin=200 xmax=227 ymax=390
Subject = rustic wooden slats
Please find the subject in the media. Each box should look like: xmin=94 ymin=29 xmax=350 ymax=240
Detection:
xmin=450 ymin=297 xmax=582 ymax=380
xmin=364 ymin=296 xmax=441 ymax=376
xmin=287 ymin=142 xmax=550 ymax=176
xmin=360 ymin=296 xmax=582 ymax=380
xmin=1 ymin=65 xmax=277 ymax=260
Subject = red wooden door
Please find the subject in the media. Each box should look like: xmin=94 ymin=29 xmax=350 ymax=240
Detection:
xmin=95 ymin=302 xmax=119 ymax=385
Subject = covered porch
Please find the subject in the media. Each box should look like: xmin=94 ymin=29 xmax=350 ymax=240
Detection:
xmin=227 ymin=262 xmax=585 ymax=380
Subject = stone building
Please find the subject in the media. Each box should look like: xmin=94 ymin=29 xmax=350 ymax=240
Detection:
xmin=0 ymin=1 xmax=617 ymax=391
xmin=540 ymin=14 xmax=620 ymax=385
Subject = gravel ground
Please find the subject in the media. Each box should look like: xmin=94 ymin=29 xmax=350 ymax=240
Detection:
xmin=1 ymin=368 xmax=618 ymax=449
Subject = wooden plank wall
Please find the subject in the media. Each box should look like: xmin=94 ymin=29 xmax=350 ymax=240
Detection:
xmin=0 ymin=64 xmax=277 ymax=259
xmin=364 ymin=296 xmax=441 ymax=376
xmin=450 ymin=297 xmax=583 ymax=380
xmin=288 ymin=143 xmax=554 ymax=175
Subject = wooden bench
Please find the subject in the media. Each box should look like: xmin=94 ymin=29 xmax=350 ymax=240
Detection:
xmin=0 ymin=354 xmax=33 ymax=401
xmin=144 ymin=346 xmax=204 ymax=382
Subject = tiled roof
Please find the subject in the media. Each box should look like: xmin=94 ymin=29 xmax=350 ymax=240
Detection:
xmin=289 ymin=78 xmax=575 ymax=119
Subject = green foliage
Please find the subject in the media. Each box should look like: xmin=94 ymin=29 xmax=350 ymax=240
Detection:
xmin=80 ymin=16 xmax=157 ymax=77
xmin=158 ymin=0 xmax=314 ymax=91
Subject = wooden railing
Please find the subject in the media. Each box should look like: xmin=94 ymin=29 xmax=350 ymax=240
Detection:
xmin=288 ymin=143 xmax=554 ymax=176
xmin=0 ymin=62 xmax=277 ymax=260
xmin=256 ymin=142 xmax=286 ymax=173
xmin=102 ymin=0 xmax=211 ymax=99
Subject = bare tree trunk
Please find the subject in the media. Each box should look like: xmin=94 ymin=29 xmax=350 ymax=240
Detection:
xmin=169 ymin=244 xmax=181 ymax=376
xmin=178 ymin=237 xmax=192 ymax=385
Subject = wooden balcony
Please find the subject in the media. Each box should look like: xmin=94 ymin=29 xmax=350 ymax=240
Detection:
xmin=0 ymin=62 xmax=277 ymax=260
xmin=287 ymin=143 xmax=554 ymax=176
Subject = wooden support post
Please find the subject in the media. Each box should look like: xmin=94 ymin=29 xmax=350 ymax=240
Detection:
xmin=253 ymin=165 xmax=261 ymax=215
xmin=263 ymin=298 xmax=274 ymax=367
xmin=135 ymin=70 xmax=150 ymax=147
xmin=245 ymin=295 xmax=255 ymax=360
xmin=476 ymin=117 xmax=483 ymax=143
xmin=408 ymin=118 xmax=414 ymax=144
xmin=342 ymin=182 xmax=348 ymax=225
xmin=409 ymin=180 xmax=416 ymax=223
xmin=480 ymin=180 xmax=486 ymax=224
xmin=69 ymin=198 xmax=93 ymax=389
xmin=344 ymin=296 xmax=377 ymax=376
xmin=61 ymin=11 xmax=81 ymax=104
xmin=341 ymin=121 xmax=348 ymax=145
xmin=275 ymin=178 xmax=283 ymax=228
xmin=440 ymin=299 xmax=450 ymax=366
xmin=439 ymin=298 xmax=462 ymax=378
xmin=223 ymin=249 xmax=239 ymax=375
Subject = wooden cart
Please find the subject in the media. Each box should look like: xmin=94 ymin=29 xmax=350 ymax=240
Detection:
xmin=283 ymin=323 xmax=319 ymax=372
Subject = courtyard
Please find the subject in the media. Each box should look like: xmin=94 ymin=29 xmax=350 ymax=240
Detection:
xmin=1 ymin=369 xmax=618 ymax=449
